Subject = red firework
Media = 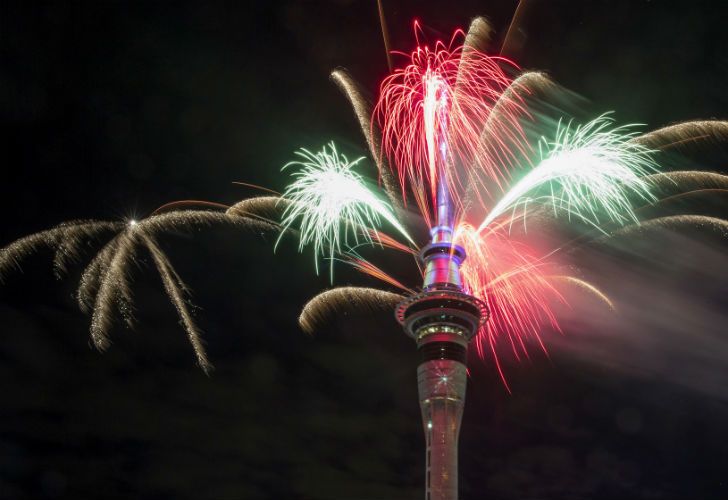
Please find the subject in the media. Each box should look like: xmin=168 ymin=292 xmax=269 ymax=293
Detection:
xmin=369 ymin=23 xmax=564 ymax=386
xmin=373 ymin=22 xmax=526 ymax=227
xmin=453 ymin=222 xmax=563 ymax=389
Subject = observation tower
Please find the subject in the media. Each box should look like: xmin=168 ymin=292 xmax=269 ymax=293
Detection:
xmin=396 ymin=178 xmax=489 ymax=500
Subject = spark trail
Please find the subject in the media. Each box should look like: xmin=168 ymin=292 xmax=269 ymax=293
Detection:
xmin=1 ymin=209 xmax=277 ymax=371
xmin=478 ymin=115 xmax=658 ymax=232
xmin=1 ymin=16 xmax=726 ymax=389
xmin=374 ymin=25 xmax=525 ymax=225
xmin=278 ymin=142 xmax=414 ymax=277
xmin=290 ymin=21 xmax=727 ymax=386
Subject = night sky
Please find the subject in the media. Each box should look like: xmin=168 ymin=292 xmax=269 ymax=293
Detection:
xmin=1 ymin=1 xmax=728 ymax=499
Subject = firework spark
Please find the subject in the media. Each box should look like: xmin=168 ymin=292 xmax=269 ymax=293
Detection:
xmin=454 ymin=221 xmax=561 ymax=388
xmin=89 ymin=229 xmax=139 ymax=351
xmin=2 ymin=16 xmax=726 ymax=393
xmin=630 ymin=120 xmax=728 ymax=151
xmin=460 ymin=16 xmax=493 ymax=55
xmin=299 ymin=286 xmax=403 ymax=335
xmin=550 ymin=275 xmax=615 ymax=310
xmin=0 ymin=220 xmax=124 ymax=283
xmin=1 ymin=209 xmax=276 ymax=371
xmin=278 ymin=143 xmax=414 ymax=276
xmin=285 ymin=21 xmax=727 ymax=389
xmin=464 ymin=71 xmax=556 ymax=213
xmin=608 ymin=214 xmax=728 ymax=239
xmin=331 ymin=69 xmax=401 ymax=207
xmin=88 ymin=211 xmax=276 ymax=368
xmin=374 ymin=25 xmax=525 ymax=225
xmin=478 ymin=114 xmax=658 ymax=232
xmin=226 ymin=196 xmax=289 ymax=226
xmin=144 ymin=234 xmax=211 ymax=372
xmin=646 ymin=170 xmax=728 ymax=189
xmin=344 ymin=255 xmax=413 ymax=293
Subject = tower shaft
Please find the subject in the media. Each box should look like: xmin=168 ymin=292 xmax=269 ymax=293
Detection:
xmin=397 ymin=288 xmax=486 ymax=500
xmin=418 ymin=344 xmax=467 ymax=500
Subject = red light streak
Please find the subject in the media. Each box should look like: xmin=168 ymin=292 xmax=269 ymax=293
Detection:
xmin=373 ymin=25 xmax=526 ymax=227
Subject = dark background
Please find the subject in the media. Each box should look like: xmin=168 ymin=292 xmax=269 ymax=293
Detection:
xmin=1 ymin=1 xmax=728 ymax=499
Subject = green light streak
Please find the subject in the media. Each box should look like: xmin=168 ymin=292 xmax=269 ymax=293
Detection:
xmin=278 ymin=142 xmax=414 ymax=277
xmin=478 ymin=114 xmax=658 ymax=233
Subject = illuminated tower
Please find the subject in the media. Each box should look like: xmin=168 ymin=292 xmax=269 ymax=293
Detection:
xmin=396 ymin=176 xmax=488 ymax=500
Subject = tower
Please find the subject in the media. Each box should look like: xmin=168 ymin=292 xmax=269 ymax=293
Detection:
xmin=394 ymin=72 xmax=489 ymax=498
xmin=396 ymin=227 xmax=488 ymax=499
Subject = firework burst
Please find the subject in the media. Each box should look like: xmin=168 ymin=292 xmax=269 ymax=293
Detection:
xmin=290 ymin=19 xmax=728 ymax=386
xmin=373 ymin=23 xmax=525 ymax=225
xmin=1 ymin=16 xmax=726 ymax=387
xmin=478 ymin=114 xmax=658 ymax=232
xmin=278 ymin=142 xmax=414 ymax=277
xmin=453 ymin=221 xmax=560 ymax=388
xmin=1 ymin=208 xmax=277 ymax=372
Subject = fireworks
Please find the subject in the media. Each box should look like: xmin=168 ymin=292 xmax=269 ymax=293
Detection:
xmin=630 ymin=120 xmax=728 ymax=151
xmin=288 ymin=20 xmax=728 ymax=386
xmin=299 ymin=286 xmax=403 ymax=335
xmin=287 ymin=26 xmax=664 ymax=383
xmin=1 ymin=208 xmax=277 ymax=371
xmin=609 ymin=214 xmax=728 ymax=239
xmin=454 ymin=221 xmax=560 ymax=388
xmin=478 ymin=114 xmax=658 ymax=232
xmin=0 ymin=220 xmax=124 ymax=283
xmin=331 ymin=69 xmax=401 ymax=207
xmin=278 ymin=142 xmax=414 ymax=276
xmin=0 ymin=16 xmax=726 ymax=387
xmin=450 ymin=112 xmax=659 ymax=378
xmin=0 ymin=12 xmax=724 ymax=500
xmin=373 ymin=23 xmax=525 ymax=225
